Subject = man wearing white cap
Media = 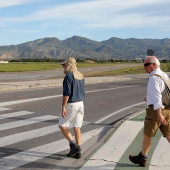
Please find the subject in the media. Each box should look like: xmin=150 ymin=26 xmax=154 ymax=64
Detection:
xmin=58 ymin=57 xmax=85 ymax=159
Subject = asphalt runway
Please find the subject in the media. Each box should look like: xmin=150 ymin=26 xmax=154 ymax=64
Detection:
xmin=0 ymin=63 xmax=141 ymax=82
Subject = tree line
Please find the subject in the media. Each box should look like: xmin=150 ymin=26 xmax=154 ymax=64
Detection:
xmin=9 ymin=57 xmax=145 ymax=63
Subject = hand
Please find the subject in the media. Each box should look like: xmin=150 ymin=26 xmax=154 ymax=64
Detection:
xmin=62 ymin=108 xmax=67 ymax=118
xmin=144 ymin=97 xmax=146 ymax=102
xmin=158 ymin=114 xmax=168 ymax=125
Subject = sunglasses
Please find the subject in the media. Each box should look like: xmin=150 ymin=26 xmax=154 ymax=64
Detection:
xmin=144 ymin=63 xmax=153 ymax=67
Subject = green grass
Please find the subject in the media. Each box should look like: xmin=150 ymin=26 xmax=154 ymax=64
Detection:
xmin=84 ymin=63 xmax=170 ymax=77
xmin=160 ymin=63 xmax=170 ymax=72
xmin=0 ymin=62 xmax=170 ymax=77
xmin=84 ymin=66 xmax=145 ymax=77
xmin=0 ymin=62 xmax=61 ymax=72
xmin=0 ymin=62 xmax=134 ymax=72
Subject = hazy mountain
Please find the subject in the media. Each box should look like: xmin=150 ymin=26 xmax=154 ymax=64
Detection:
xmin=0 ymin=36 xmax=170 ymax=60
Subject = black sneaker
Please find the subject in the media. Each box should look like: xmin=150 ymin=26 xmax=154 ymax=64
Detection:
xmin=67 ymin=143 xmax=81 ymax=157
xmin=129 ymin=152 xmax=147 ymax=167
xmin=73 ymin=152 xmax=81 ymax=159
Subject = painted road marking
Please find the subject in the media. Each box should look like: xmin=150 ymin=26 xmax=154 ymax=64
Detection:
xmin=0 ymin=120 xmax=90 ymax=148
xmin=0 ymin=115 xmax=57 ymax=131
xmin=0 ymin=125 xmax=58 ymax=147
xmin=150 ymin=136 xmax=170 ymax=170
xmin=0 ymin=84 xmax=142 ymax=107
xmin=80 ymin=120 xmax=143 ymax=170
xmin=95 ymin=102 xmax=145 ymax=124
xmin=0 ymin=95 xmax=61 ymax=107
xmin=0 ymin=111 xmax=34 ymax=120
xmin=0 ymin=107 xmax=10 ymax=111
xmin=0 ymin=128 xmax=103 ymax=170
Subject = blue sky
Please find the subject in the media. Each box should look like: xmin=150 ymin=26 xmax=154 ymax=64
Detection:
xmin=0 ymin=0 xmax=170 ymax=46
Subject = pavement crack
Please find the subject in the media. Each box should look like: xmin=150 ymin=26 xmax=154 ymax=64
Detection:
xmin=150 ymin=164 xmax=170 ymax=168
xmin=88 ymin=158 xmax=115 ymax=163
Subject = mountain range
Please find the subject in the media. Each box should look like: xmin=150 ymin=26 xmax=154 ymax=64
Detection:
xmin=0 ymin=36 xmax=170 ymax=60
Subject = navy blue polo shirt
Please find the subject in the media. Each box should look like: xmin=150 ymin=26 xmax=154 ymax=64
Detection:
xmin=63 ymin=72 xmax=85 ymax=103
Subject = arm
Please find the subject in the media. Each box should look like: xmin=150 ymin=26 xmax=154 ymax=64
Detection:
xmin=62 ymin=73 xmax=73 ymax=118
xmin=156 ymin=108 xmax=168 ymax=125
xmin=62 ymin=96 xmax=69 ymax=118
xmin=148 ymin=76 xmax=168 ymax=125
xmin=144 ymin=97 xmax=146 ymax=102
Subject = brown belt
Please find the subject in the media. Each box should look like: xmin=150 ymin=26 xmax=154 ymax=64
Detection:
xmin=148 ymin=104 xmax=170 ymax=110
xmin=163 ymin=105 xmax=170 ymax=110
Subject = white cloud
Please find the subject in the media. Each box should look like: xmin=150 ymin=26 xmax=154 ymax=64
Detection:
xmin=4 ymin=0 xmax=168 ymax=30
xmin=1 ymin=0 xmax=170 ymax=44
xmin=4 ymin=28 xmax=43 ymax=33
xmin=4 ymin=0 xmax=169 ymax=21
xmin=0 ymin=0 xmax=45 ymax=8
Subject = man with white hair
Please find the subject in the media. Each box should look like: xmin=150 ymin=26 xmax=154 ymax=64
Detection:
xmin=58 ymin=57 xmax=85 ymax=159
xmin=129 ymin=55 xmax=170 ymax=167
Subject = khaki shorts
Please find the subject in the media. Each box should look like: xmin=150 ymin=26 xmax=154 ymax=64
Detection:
xmin=144 ymin=106 xmax=170 ymax=137
xmin=58 ymin=101 xmax=84 ymax=128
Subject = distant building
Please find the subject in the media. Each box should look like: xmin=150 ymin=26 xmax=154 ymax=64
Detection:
xmin=0 ymin=60 xmax=9 ymax=64
xmin=159 ymin=57 xmax=169 ymax=62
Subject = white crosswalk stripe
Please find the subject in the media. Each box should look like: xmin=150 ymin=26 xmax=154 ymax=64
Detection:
xmin=0 ymin=115 xmax=57 ymax=131
xmin=0 ymin=107 xmax=10 ymax=111
xmin=4 ymin=104 xmax=169 ymax=170
xmin=80 ymin=120 xmax=144 ymax=170
xmin=150 ymin=136 xmax=170 ymax=170
xmin=0 ymin=125 xmax=59 ymax=147
xmin=80 ymin=113 xmax=170 ymax=170
xmin=0 ymin=111 xmax=34 ymax=120
xmin=0 ymin=129 xmax=102 ymax=170
xmin=0 ymin=109 xmax=100 ymax=170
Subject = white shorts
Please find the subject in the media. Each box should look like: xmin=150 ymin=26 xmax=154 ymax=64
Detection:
xmin=58 ymin=101 xmax=84 ymax=128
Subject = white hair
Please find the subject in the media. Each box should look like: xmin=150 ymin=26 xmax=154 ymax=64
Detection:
xmin=145 ymin=56 xmax=160 ymax=67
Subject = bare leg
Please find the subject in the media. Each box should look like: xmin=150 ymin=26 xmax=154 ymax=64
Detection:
xmin=73 ymin=127 xmax=81 ymax=145
xmin=142 ymin=134 xmax=151 ymax=156
xmin=129 ymin=133 xmax=150 ymax=167
xmin=166 ymin=136 xmax=170 ymax=143
xmin=59 ymin=126 xmax=73 ymax=142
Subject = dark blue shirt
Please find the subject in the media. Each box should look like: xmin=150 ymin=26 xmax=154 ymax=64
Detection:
xmin=63 ymin=72 xmax=85 ymax=103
